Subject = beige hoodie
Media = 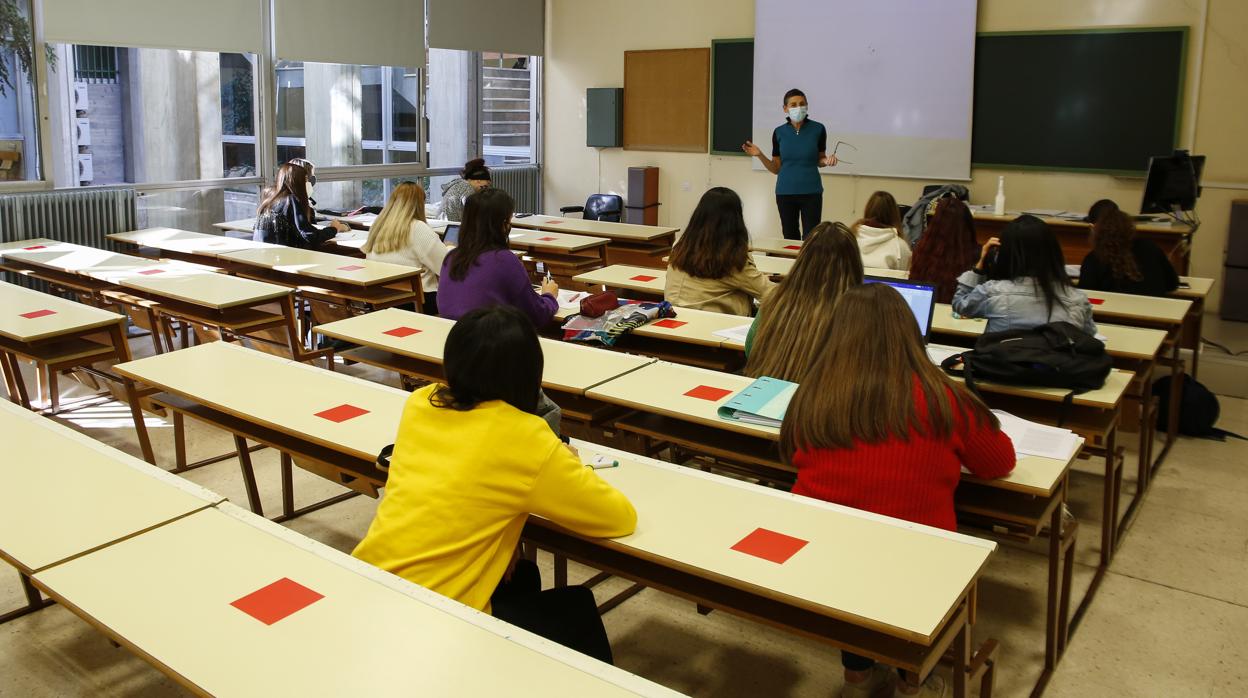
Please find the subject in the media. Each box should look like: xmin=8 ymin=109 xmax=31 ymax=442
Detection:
xmin=857 ymin=224 xmax=912 ymax=271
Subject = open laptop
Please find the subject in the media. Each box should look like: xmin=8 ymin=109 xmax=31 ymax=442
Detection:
xmin=443 ymin=224 xmax=461 ymax=246
xmin=864 ymin=276 xmax=937 ymax=343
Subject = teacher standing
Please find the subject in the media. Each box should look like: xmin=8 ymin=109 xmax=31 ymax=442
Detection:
xmin=743 ymin=88 xmax=837 ymax=240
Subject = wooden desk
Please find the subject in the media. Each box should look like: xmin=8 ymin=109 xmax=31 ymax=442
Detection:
xmin=218 ymin=246 xmax=423 ymax=312
xmin=1172 ymin=276 xmax=1212 ymax=379
xmin=0 ymin=279 xmax=132 ymax=412
xmin=972 ymin=212 xmax=1193 ymax=272
xmin=115 ymin=341 xmax=407 ymax=516
xmin=508 ymin=229 xmax=610 ymax=280
xmin=108 ymin=227 xmax=278 ymax=263
xmin=0 ymin=242 xmax=153 ymax=301
xmin=751 ymin=253 xmax=794 ymax=277
xmin=573 ymin=265 xmax=667 ymax=300
xmin=749 ymin=237 xmax=805 ymax=257
xmin=314 ymin=308 xmax=654 ymax=433
xmin=550 ymin=302 xmax=751 ymax=372
xmin=526 ymin=441 xmax=998 ymax=697
xmin=213 ymin=217 xmax=257 ymax=235
xmin=512 ymin=215 xmax=678 ymax=267
xmin=32 ymin=504 xmax=676 ymax=698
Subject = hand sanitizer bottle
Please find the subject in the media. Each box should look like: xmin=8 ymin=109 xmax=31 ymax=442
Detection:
xmin=994 ymin=176 xmax=1006 ymax=216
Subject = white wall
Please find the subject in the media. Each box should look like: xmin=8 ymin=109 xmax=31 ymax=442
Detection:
xmin=543 ymin=0 xmax=1248 ymax=309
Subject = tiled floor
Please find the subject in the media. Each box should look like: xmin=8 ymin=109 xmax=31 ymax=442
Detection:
xmin=2 ymin=342 xmax=1247 ymax=697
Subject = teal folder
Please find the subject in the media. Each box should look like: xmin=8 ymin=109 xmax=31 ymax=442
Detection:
xmin=716 ymin=376 xmax=798 ymax=428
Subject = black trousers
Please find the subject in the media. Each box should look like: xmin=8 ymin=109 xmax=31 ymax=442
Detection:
xmin=776 ymin=192 xmax=823 ymax=240
xmin=491 ymin=559 xmax=614 ymax=665
xmin=397 ymin=291 xmax=437 ymax=316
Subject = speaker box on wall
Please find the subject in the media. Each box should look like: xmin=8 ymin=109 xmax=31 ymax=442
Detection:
xmin=586 ymin=88 xmax=623 ymax=148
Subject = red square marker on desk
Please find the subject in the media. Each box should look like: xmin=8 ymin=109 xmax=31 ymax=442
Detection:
xmin=383 ymin=326 xmax=422 ymax=338
xmin=138 ymin=268 xmax=165 ymax=275
xmin=315 ymin=404 xmax=370 ymax=423
xmin=537 ymin=236 xmax=558 ymax=242
xmin=544 ymin=220 xmax=563 ymax=225
xmin=19 ymin=309 xmax=56 ymax=319
xmin=731 ymin=528 xmax=809 ymax=564
xmin=1088 ymin=297 xmax=1105 ymax=305
xmin=684 ymin=385 xmax=732 ymax=401
xmin=22 ymin=245 xmax=46 ymax=250
xmin=337 ymin=265 xmax=365 ymax=271
xmin=230 ymin=578 xmax=324 ymax=625
xmin=783 ymin=245 xmax=801 ymax=250
xmin=653 ymin=319 xmax=687 ymax=329
xmin=630 ymin=274 xmax=657 ymax=282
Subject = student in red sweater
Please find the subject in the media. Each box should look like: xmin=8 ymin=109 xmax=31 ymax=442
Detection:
xmin=781 ymin=283 xmax=1015 ymax=698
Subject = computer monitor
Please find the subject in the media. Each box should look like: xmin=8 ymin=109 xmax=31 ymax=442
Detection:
xmin=443 ymin=224 xmax=461 ymax=246
xmin=1140 ymin=150 xmax=1205 ymax=214
xmin=864 ymin=277 xmax=937 ymax=342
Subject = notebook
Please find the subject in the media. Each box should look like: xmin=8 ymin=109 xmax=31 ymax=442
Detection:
xmin=716 ymin=376 xmax=798 ymax=428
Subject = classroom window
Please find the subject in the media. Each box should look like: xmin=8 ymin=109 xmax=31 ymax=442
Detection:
xmin=49 ymin=44 xmax=259 ymax=186
xmin=0 ymin=0 xmax=40 ymax=183
xmin=136 ymin=183 xmax=262 ymax=233
xmin=274 ymin=59 xmax=422 ymax=168
xmin=479 ymin=51 xmax=538 ymax=166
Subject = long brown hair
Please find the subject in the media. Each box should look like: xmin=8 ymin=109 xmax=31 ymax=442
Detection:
xmin=851 ymin=190 xmax=902 ymax=235
xmin=745 ymin=222 xmax=863 ymax=382
xmin=910 ymin=197 xmax=979 ymax=303
xmin=257 ymin=162 xmax=313 ymax=219
xmin=780 ymin=283 xmax=997 ymax=461
xmin=363 ymin=181 xmax=428 ymax=255
xmin=1091 ymin=210 xmax=1143 ymax=282
xmin=668 ymin=187 xmax=750 ymax=279
xmin=446 ymin=188 xmax=514 ymax=281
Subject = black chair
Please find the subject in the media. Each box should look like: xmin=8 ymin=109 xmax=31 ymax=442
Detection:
xmin=560 ymin=194 xmax=623 ymax=222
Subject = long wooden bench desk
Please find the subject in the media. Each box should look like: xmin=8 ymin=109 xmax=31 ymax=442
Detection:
xmin=972 ymin=212 xmax=1193 ymax=272
xmin=108 ymin=227 xmax=279 ymax=262
xmin=115 ymin=341 xmax=407 ymax=516
xmin=508 ymin=229 xmax=611 ymax=281
xmin=0 ymin=280 xmax=132 ymax=412
xmin=528 ymin=440 xmax=1001 ymax=698
xmin=574 ymin=265 xmax=667 ymax=300
xmin=314 ymin=308 xmax=653 ymax=435
xmin=0 ymin=400 xmax=224 ymax=624
xmin=551 ymin=302 xmax=750 ymax=371
xmin=216 ymin=246 xmax=424 ymax=315
xmin=31 ymin=502 xmax=678 ymax=698
xmin=512 ymin=215 xmax=678 ymax=267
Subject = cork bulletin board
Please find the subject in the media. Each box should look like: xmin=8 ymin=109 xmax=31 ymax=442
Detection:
xmin=623 ymin=48 xmax=710 ymax=153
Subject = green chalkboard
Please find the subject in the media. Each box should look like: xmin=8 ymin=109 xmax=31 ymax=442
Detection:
xmin=710 ymin=39 xmax=753 ymax=156
xmin=972 ymin=27 xmax=1187 ymax=175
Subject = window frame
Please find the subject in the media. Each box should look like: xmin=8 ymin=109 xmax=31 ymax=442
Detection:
xmin=1 ymin=1 xmax=543 ymax=194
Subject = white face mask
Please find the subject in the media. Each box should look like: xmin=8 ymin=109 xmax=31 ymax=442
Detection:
xmin=788 ymin=106 xmax=808 ymax=122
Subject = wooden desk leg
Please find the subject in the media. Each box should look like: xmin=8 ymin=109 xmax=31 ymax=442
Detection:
xmin=554 ymin=554 xmax=568 ymax=587
xmin=279 ymin=294 xmax=303 ymax=360
xmin=411 ymin=278 xmax=425 ymax=314
xmin=951 ymin=618 xmax=970 ymax=698
xmin=122 ymin=378 xmax=156 ymax=465
xmin=0 ymin=573 xmax=54 ymax=625
xmin=234 ymin=435 xmax=265 ymax=516
xmin=0 ymin=352 xmax=29 ymax=409
xmin=145 ymin=308 xmax=164 ymax=354
xmin=280 ymin=452 xmax=295 ymax=519
xmin=1188 ymin=299 xmax=1204 ymax=380
xmin=1100 ymin=427 xmax=1119 ymax=567
xmin=1044 ymin=500 xmax=1061 ymax=671
xmin=47 ymin=365 xmax=59 ymax=414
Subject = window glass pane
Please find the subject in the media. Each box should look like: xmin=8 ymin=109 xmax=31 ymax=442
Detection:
xmin=480 ymin=51 xmax=536 ymax=165
xmin=52 ymin=44 xmax=258 ymax=185
xmin=137 ymin=184 xmax=261 ymax=233
xmin=275 ymin=59 xmax=420 ymax=168
xmin=426 ymin=48 xmax=471 ymax=170
xmin=1 ymin=0 xmax=40 ymax=182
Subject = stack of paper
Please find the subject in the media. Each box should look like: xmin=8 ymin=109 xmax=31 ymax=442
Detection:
xmin=717 ymin=376 xmax=797 ymax=428
xmin=992 ymin=410 xmax=1081 ymax=461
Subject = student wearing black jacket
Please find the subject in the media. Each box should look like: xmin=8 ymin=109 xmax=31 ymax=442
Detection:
xmin=1079 ymin=208 xmax=1179 ymax=297
xmin=253 ymin=162 xmax=348 ymax=248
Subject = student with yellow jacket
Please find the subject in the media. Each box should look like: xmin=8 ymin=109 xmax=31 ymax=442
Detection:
xmin=353 ymin=305 xmax=636 ymax=663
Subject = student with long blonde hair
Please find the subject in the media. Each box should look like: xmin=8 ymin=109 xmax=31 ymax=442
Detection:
xmin=362 ymin=181 xmax=449 ymax=315
xmin=781 ymin=283 xmax=1014 ymax=698
xmin=851 ymin=190 xmax=911 ymax=271
xmin=744 ymin=221 xmax=862 ymax=382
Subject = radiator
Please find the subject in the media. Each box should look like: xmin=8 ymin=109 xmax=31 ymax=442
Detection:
xmin=0 ymin=188 xmax=137 ymax=248
xmin=491 ymin=165 xmax=542 ymax=214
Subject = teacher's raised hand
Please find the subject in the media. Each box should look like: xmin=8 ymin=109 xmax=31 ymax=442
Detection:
xmin=742 ymin=141 xmax=762 ymax=157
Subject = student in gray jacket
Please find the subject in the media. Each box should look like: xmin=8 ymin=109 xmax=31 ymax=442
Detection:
xmin=952 ymin=215 xmax=1097 ymax=335
xmin=440 ymin=158 xmax=492 ymax=222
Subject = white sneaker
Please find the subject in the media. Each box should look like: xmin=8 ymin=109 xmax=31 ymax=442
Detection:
xmin=897 ymin=674 xmax=946 ymax=698
xmin=842 ymin=664 xmax=898 ymax=698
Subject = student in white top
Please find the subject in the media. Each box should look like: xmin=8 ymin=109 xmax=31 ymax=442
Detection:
xmin=362 ymin=181 xmax=450 ymax=315
xmin=851 ymin=190 xmax=912 ymax=271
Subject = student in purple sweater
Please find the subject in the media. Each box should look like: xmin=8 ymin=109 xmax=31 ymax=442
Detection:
xmin=438 ymin=188 xmax=560 ymax=327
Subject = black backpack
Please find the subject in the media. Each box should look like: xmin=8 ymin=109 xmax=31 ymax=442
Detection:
xmin=940 ymin=322 xmax=1114 ymax=409
xmin=1152 ymin=374 xmax=1244 ymax=441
